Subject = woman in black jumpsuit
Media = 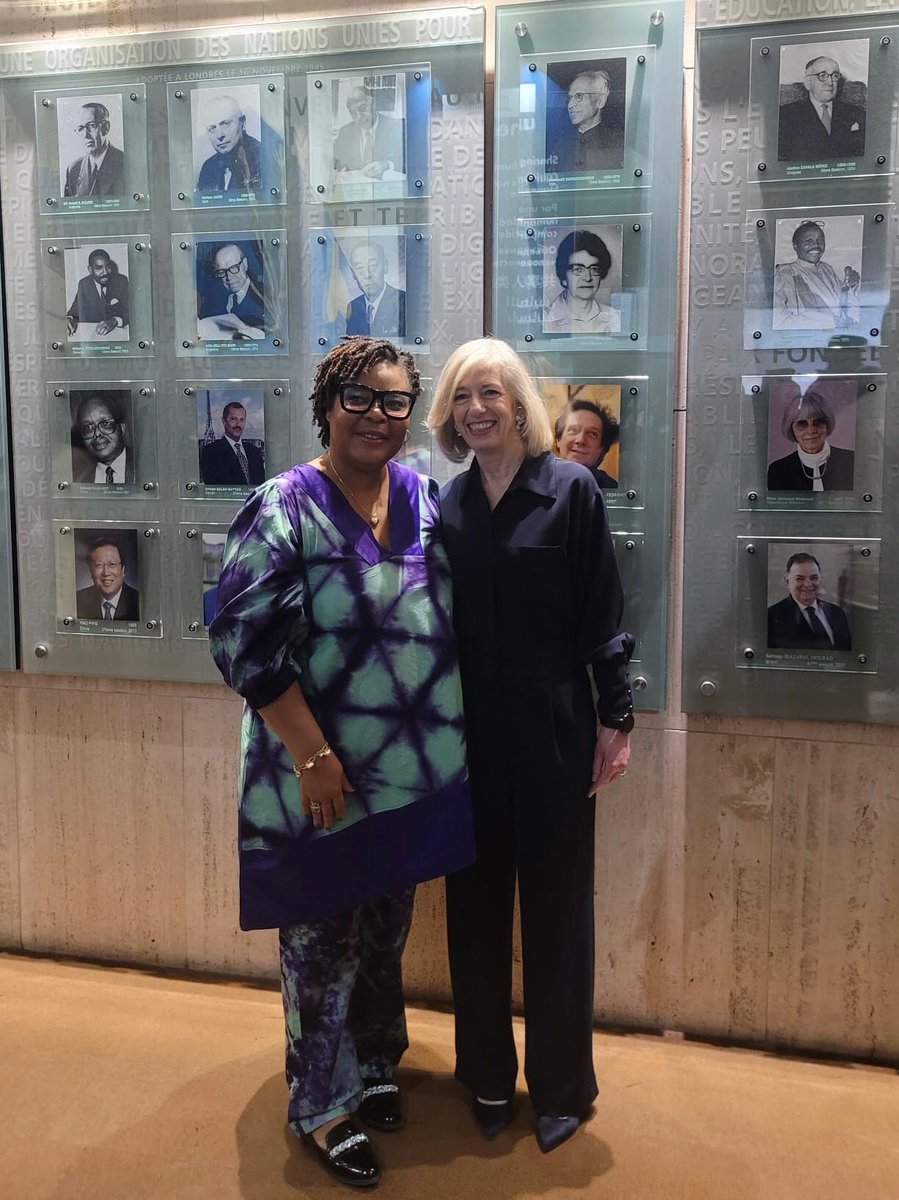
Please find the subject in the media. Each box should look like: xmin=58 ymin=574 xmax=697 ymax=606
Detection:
xmin=428 ymin=338 xmax=634 ymax=1153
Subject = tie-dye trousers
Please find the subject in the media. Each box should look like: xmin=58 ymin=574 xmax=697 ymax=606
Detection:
xmin=279 ymin=886 xmax=415 ymax=1134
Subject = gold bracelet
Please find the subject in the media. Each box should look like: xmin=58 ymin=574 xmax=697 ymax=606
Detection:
xmin=293 ymin=742 xmax=332 ymax=778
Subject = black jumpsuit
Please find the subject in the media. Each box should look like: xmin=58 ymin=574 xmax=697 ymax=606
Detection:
xmin=440 ymin=451 xmax=633 ymax=1116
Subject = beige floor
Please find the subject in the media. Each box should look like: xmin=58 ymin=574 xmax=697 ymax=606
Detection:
xmin=2 ymin=954 xmax=898 ymax=1200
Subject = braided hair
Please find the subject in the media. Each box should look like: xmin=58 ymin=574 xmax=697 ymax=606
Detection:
xmin=310 ymin=336 xmax=421 ymax=448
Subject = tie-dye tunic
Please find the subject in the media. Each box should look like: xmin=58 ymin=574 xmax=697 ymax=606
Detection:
xmin=210 ymin=460 xmax=474 ymax=930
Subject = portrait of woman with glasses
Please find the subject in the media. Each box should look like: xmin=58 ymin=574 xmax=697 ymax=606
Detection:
xmin=209 ymin=336 xmax=474 ymax=1190
xmin=543 ymin=228 xmax=621 ymax=335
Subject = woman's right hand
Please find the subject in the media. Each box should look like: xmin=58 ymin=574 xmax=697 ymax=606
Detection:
xmin=301 ymin=752 xmax=354 ymax=830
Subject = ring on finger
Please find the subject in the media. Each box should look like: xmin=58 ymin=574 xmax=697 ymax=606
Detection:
xmin=309 ymin=800 xmax=323 ymax=813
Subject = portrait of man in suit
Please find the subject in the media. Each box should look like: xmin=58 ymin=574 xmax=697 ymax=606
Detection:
xmin=196 ymin=92 xmax=262 ymax=193
xmin=200 ymin=400 xmax=266 ymax=486
xmin=344 ymin=240 xmax=406 ymax=337
xmin=75 ymin=535 xmax=140 ymax=622
xmin=547 ymin=62 xmax=626 ymax=175
xmin=767 ymin=551 xmax=851 ymax=651
xmin=66 ymin=248 xmax=130 ymax=339
xmin=777 ymin=47 xmax=867 ymax=162
xmin=197 ymin=242 xmax=268 ymax=341
xmin=70 ymin=390 xmax=134 ymax=485
xmin=333 ymin=83 xmax=405 ymax=179
xmin=62 ymin=101 xmax=125 ymax=198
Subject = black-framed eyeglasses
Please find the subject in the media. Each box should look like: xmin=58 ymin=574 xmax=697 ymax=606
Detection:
xmin=212 ymin=261 xmax=245 ymax=280
xmin=338 ymin=382 xmax=417 ymax=419
xmin=79 ymin=417 xmax=119 ymax=437
xmin=806 ymin=70 xmax=840 ymax=83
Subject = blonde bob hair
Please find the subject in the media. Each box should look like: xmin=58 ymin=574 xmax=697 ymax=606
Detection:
xmin=427 ymin=338 xmax=554 ymax=463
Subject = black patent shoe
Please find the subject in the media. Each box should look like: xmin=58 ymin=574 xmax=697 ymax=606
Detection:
xmin=358 ymin=1079 xmax=405 ymax=1132
xmin=536 ymin=1113 xmax=582 ymax=1153
xmin=473 ymin=1097 xmax=514 ymax=1140
xmin=303 ymin=1118 xmax=381 ymax=1188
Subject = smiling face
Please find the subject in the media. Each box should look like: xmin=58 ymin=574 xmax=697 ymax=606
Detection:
xmin=558 ymin=409 xmax=606 ymax=469
xmin=567 ymin=74 xmax=607 ymax=129
xmin=794 ymin=226 xmax=825 ymax=264
xmin=88 ymin=544 xmax=125 ymax=598
xmin=326 ymin=359 xmax=411 ymax=470
xmin=451 ymin=363 xmax=520 ymax=458
xmin=791 ymin=414 xmax=828 ymax=454
xmin=77 ymin=398 xmax=125 ymax=464
xmin=88 ymin=252 xmax=112 ymax=286
xmin=785 ymin=559 xmax=821 ymax=607
xmin=204 ymin=97 xmax=245 ymax=156
xmin=804 ymin=57 xmax=840 ymax=104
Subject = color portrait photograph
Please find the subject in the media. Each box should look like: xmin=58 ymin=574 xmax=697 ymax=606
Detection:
xmin=72 ymin=527 xmax=141 ymax=623
xmin=542 ymin=380 xmax=622 ymax=488
xmin=196 ymin=385 xmax=266 ymax=489
xmin=766 ymin=376 xmax=857 ymax=493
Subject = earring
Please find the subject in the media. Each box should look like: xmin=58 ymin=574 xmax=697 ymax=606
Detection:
xmin=514 ymin=410 xmax=526 ymax=431
xmin=403 ymin=429 xmax=410 ymax=444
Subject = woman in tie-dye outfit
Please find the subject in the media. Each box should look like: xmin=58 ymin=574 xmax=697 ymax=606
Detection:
xmin=210 ymin=337 xmax=473 ymax=1189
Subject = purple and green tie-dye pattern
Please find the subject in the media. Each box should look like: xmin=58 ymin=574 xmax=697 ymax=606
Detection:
xmin=210 ymin=459 xmax=474 ymax=930
xmin=280 ymin=887 xmax=414 ymax=1134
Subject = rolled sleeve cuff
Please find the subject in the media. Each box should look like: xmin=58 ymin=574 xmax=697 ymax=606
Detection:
xmin=238 ymin=668 xmax=298 ymax=714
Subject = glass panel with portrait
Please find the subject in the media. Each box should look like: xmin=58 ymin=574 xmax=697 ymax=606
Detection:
xmin=35 ymin=84 xmax=150 ymax=215
xmin=177 ymin=525 xmax=230 ymax=639
xmin=743 ymin=205 xmax=892 ymax=351
xmin=535 ymin=374 xmax=647 ymax=506
xmin=42 ymin=236 xmax=154 ymax=359
xmin=738 ymin=373 xmax=884 ymax=513
xmin=516 ymin=46 xmax=654 ymax=192
xmin=171 ymin=231 xmax=287 ymax=357
xmin=309 ymin=225 xmax=430 ymax=352
xmin=167 ymin=76 xmax=286 ymax=210
xmin=307 ymin=65 xmax=430 ymax=203
xmin=735 ymin=536 xmax=879 ymax=673
xmin=748 ymin=29 xmax=897 ymax=182
xmin=48 ymin=380 xmax=158 ymax=498
xmin=514 ymin=216 xmax=648 ymax=350
xmin=54 ymin=521 xmax=162 ymax=638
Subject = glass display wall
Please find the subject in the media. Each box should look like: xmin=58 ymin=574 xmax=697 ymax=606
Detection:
xmin=0 ymin=9 xmax=485 ymax=682
xmin=494 ymin=0 xmax=684 ymax=712
xmin=685 ymin=0 xmax=899 ymax=724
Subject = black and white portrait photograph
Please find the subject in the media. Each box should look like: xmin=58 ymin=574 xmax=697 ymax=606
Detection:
xmin=69 ymin=388 xmax=135 ymax=485
xmin=64 ymin=243 xmax=130 ymax=342
xmin=72 ymin=528 xmax=140 ymax=623
xmin=332 ymin=73 xmax=406 ymax=181
xmin=542 ymin=225 xmax=623 ymax=335
xmin=766 ymin=542 xmax=853 ymax=652
xmin=766 ymin=376 xmax=857 ymax=493
xmin=56 ymin=92 xmax=125 ymax=199
xmin=309 ymin=67 xmax=430 ymax=201
xmin=544 ymin=58 xmax=626 ymax=177
xmin=192 ymin=84 xmax=262 ymax=196
xmin=771 ymin=216 xmax=862 ymax=332
xmin=197 ymin=386 xmax=266 ymax=488
xmin=341 ymin=236 xmax=406 ymax=337
xmin=202 ymin=534 xmax=227 ymax=628
xmin=777 ymin=38 xmax=868 ymax=163
xmin=195 ymin=238 xmax=269 ymax=343
xmin=544 ymin=381 xmax=621 ymax=488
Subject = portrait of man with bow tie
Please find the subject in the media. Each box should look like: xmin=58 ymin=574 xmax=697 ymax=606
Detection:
xmin=193 ymin=85 xmax=263 ymax=196
xmin=777 ymin=38 xmax=868 ymax=162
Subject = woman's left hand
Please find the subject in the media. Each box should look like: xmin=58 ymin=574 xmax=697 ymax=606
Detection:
xmin=590 ymin=725 xmax=631 ymax=795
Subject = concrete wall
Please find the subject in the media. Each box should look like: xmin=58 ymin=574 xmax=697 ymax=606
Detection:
xmin=1 ymin=0 xmax=897 ymax=1063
